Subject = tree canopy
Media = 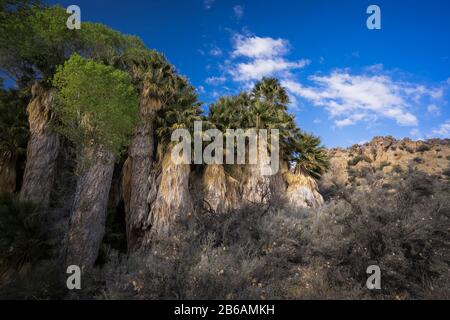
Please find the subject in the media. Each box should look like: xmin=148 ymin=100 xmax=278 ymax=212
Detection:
xmin=52 ymin=54 xmax=139 ymax=157
xmin=207 ymin=77 xmax=329 ymax=178
xmin=0 ymin=2 xmax=147 ymax=88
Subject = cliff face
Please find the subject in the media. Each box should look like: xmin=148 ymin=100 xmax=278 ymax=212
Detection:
xmin=320 ymin=136 xmax=450 ymax=191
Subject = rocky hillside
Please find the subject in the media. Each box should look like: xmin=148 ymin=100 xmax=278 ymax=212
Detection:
xmin=320 ymin=136 xmax=450 ymax=193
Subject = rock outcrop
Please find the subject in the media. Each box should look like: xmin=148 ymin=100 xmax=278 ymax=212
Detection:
xmin=321 ymin=136 xmax=450 ymax=191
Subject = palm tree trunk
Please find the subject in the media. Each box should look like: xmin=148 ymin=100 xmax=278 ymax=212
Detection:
xmin=64 ymin=147 xmax=115 ymax=271
xmin=20 ymin=82 xmax=59 ymax=207
xmin=284 ymin=168 xmax=324 ymax=209
xmin=126 ymin=122 xmax=154 ymax=250
xmin=143 ymin=145 xmax=193 ymax=244
xmin=125 ymin=90 xmax=161 ymax=251
xmin=202 ymin=163 xmax=241 ymax=213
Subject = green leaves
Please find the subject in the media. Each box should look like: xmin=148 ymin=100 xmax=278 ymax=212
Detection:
xmin=0 ymin=192 xmax=51 ymax=270
xmin=52 ymin=54 xmax=139 ymax=157
xmin=156 ymin=75 xmax=201 ymax=144
xmin=292 ymin=132 xmax=329 ymax=179
xmin=0 ymin=3 xmax=148 ymax=86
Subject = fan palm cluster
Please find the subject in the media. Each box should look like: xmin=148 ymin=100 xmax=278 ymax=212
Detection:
xmin=155 ymin=75 xmax=202 ymax=145
xmin=207 ymin=77 xmax=329 ymax=178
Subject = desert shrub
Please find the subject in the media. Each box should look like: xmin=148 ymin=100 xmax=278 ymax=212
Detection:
xmin=301 ymin=170 xmax=450 ymax=298
xmin=348 ymin=167 xmax=374 ymax=179
xmin=0 ymin=260 xmax=66 ymax=299
xmin=417 ymin=144 xmax=431 ymax=153
xmin=413 ymin=157 xmax=424 ymax=164
xmin=88 ymin=204 xmax=314 ymax=300
xmin=382 ymin=183 xmax=393 ymax=189
xmin=84 ymin=169 xmax=450 ymax=300
xmin=348 ymin=155 xmax=372 ymax=166
xmin=0 ymin=194 xmax=62 ymax=300
xmin=371 ymin=148 xmax=377 ymax=158
xmin=347 ymin=168 xmax=357 ymax=178
xmin=405 ymin=147 xmax=414 ymax=153
xmin=378 ymin=161 xmax=391 ymax=170
xmin=446 ymin=156 xmax=450 ymax=161
xmin=443 ymin=168 xmax=450 ymax=177
xmin=0 ymin=193 xmax=52 ymax=274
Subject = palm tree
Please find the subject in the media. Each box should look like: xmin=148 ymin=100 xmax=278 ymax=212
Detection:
xmin=53 ymin=54 xmax=139 ymax=270
xmin=1 ymin=6 xmax=80 ymax=207
xmin=208 ymin=94 xmax=249 ymax=131
xmin=204 ymin=95 xmax=250 ymax=212
xmin=115 ymin=48 xmax=180 ymax=250
xmin=291 ymin=132 xmax=329 ymax=180
xmin=143 ymin=76 xmax=201 ymax=241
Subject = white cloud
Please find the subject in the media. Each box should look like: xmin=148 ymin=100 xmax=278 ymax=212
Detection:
xmin=233 ymin=5 xmax=244 ymax=19
xmin=430 ymin=88 xmax=444 ymax=99
xmin=231 ymin=58 xmax=310 ymax=82
xmin=281 ymin=69 xmax=441 ymax=128
xmin=205 ymin=76 xmax=226 ymax=85
xmin=431 ymin=120 xmax=450 ymax=138
xmin=228 ymin=34 xmax=310 ymax=82
xmin=232 ymin=35 xmax=290 ymax=59
xmin=427 ymin=104 xmax=440 ymax=116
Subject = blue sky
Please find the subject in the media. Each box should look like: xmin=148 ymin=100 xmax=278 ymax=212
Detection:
xmin=46 ymin=0 xmax=450 ymax=147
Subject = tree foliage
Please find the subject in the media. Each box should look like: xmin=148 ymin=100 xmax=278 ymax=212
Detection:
xmin=0 ymin=2 xmax=147 ymax=87
xmin=156 ymin=75 xmax=202 ymax=145
xmin=52 ymin=54 xmax=139 ymax=157
xmin=0 ymin=193 xmax=50 ymax=272
xmin=0 ymin=84 xmax=29 ymax=158
xmin=207 ymin=77 xmax=329 ymax=178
